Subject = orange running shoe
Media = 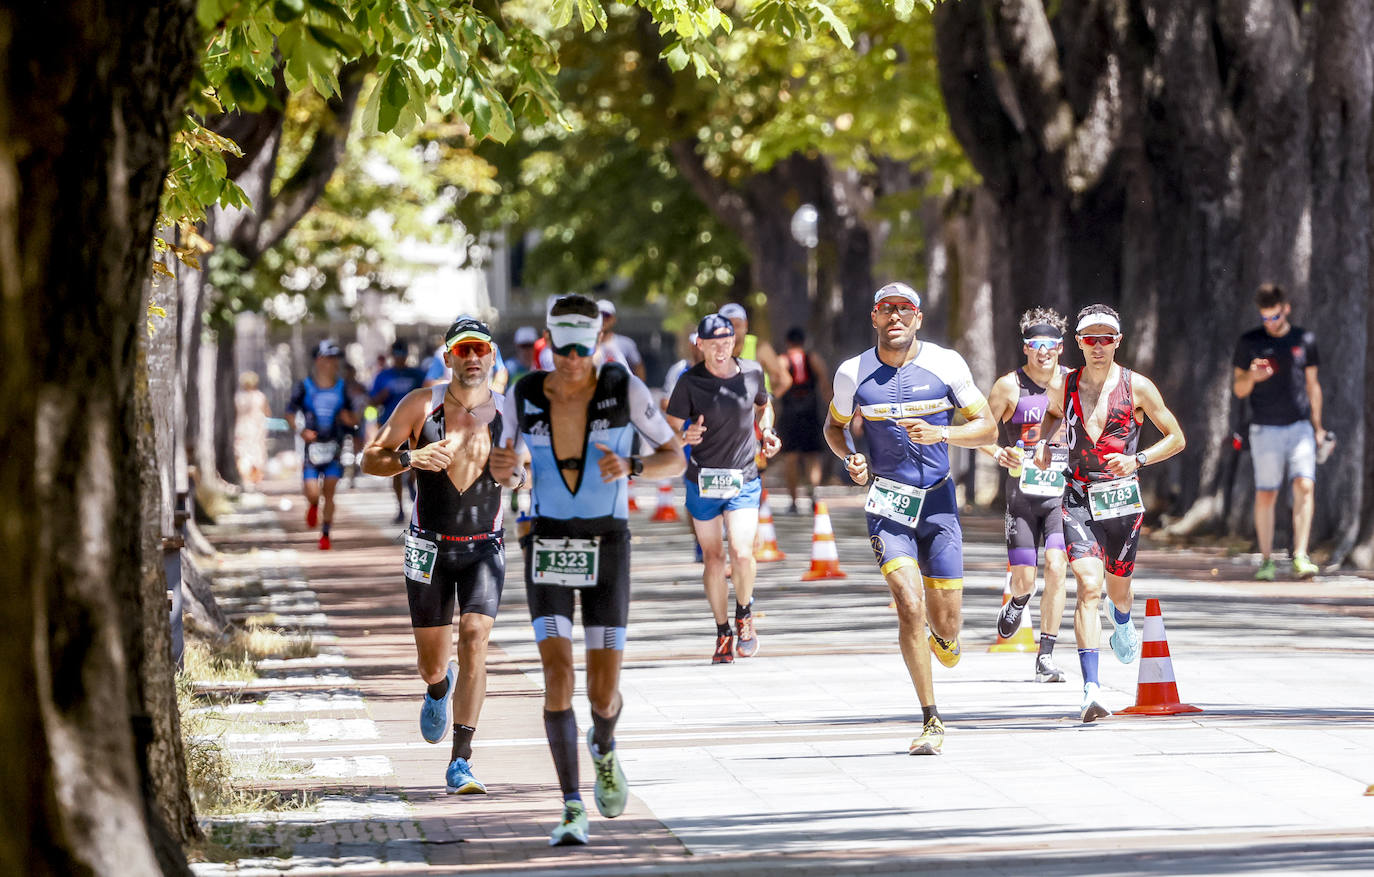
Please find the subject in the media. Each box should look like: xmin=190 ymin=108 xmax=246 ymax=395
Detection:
xmin=306 ymin=503 xmax=319 ymax=528
xmin=319 ymin=534 xmax=331 ymax=551
xmin=712 ymin=633 xmax=734 ymax=664
xmin=735 ymin=615 xmax=759 ymax=658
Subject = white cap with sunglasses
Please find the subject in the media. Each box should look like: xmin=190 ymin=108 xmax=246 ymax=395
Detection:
xmin=547 ymin=310 xmax=602 ymax=356
xmin=873 ymin=282 xmax=921 ymax=309
xmin=1075 ymin=312 xmax=1121 ymax=335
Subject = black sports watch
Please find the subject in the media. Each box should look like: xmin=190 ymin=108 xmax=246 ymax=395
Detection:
xmin=1134 ymin=451 xmax=1148 ymax=469
xmin=398 ymin=449 xmax=412 ymax=469
xmin=629 ymin=455 xmax=644 ymax=477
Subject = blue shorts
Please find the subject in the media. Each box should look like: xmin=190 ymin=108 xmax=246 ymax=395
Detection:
xmin=304 ymin=461 xmax=344 ymax=481
xmin=1249 ymin=421 xmax=1316 ymax=490
xmin=866 ymin=478 xmax=964 ymax=589
xmin=684 ymin=476 xmax=762 ymax=521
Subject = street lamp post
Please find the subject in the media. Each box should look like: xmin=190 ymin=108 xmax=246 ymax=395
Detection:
xmin=790 ymin=204 xmax=819 ymax=307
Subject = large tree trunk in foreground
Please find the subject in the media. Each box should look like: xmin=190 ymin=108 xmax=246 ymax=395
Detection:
xmin=0 ymin=2 xmax=199 ymax=874
xmin=935 ymin=0 xmax=1373 ymax=556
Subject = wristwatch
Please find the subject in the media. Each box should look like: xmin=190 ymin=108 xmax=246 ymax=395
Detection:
xmin=398 ymin=449 xmax=412 ymax=470
xmin=939 ymin=425 xmax=950 ymax=443
xmin=1134 ymin=451 xmax=1148 ymax=469
xmin=629 ymin=455 xmax=644 ymax=477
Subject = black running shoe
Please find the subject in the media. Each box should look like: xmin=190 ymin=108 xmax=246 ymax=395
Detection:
xmin=997 ymin=596 xmax=1028 ymax=640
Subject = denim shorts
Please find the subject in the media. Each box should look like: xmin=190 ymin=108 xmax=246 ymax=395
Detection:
xmin=1249 ymin=421 xmax=1316 ymax=490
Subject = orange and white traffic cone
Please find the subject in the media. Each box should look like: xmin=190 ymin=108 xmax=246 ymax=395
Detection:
xmin=650 ymin=481 xmax=680 ymax=523
xmin=1118 ymin=599 xmax=1203 ymax=716
xmin=989 ymin=566 xmax=1037 ymax=652
xmin=801 ymin=501 xmax=846 ymax=580
xmin=627 ymin=479 xmax=640 ymax=512
xmin=754 ymin=489 xmax=786 ymax=562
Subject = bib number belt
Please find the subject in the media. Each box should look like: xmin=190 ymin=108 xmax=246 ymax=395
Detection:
xmin=403 ymin=533 xmax=438 ymax=582
xmin=864 ymin=476 xmax=928 ymax=528
xmin=1018 ymin=448 xmax=1068 ymax=498
xmin=1087 ymin=476 xmax=1144 ymax=521
xmin=697 ymin=468 xmax=745 ymax=499
xmin=532 ymin=536 xmax=600 ymax=587
xmin=307 ymin=440 xmax=341 ymax=467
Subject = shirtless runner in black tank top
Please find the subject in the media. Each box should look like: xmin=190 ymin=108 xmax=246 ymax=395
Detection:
xmin=362 ymin=317 xmax=523 ymax=795
xmin=1033 ymin=305 xmax=1186 ymax=723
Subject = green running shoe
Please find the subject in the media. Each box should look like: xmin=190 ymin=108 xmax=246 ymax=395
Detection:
xmin=548 ymin=799 xmax=589 ymax=846
xmin=1292 ymin=553 xmax=1319 ymax=580
xmin=1255 ymin=558 xmax=1277 ymax=581
xmin=587 ymin=729 xmax=628 ymax=818
xmin=908 ymin=716 xmax=944 ymax=755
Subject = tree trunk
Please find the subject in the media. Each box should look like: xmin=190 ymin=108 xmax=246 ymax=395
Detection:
xmin=935 ymin=0 xmax=1370 ymax=552
xmin=0 ymin=2 xmax=198 ymax=875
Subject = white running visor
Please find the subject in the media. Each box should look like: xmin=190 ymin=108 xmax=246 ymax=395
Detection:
xmin=1076 ymin=312 xmax=1121 ymax=334
xmin=548 ymin=312 xmax=602 ymax=351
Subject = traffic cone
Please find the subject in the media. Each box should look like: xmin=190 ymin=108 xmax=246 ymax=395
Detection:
xmin=627 ymin=479 xmax=640 ymax=512
xmin=650 ymin=481 xmax=680 ymax=523
xmin=1118 ymin=599 xmax=1203 ymax=716
xmin=800 ymin=501 xmax=846 ymax=580
xmin=988 ymin=567 xmax=1036 ymax=652
xmin=754 ymin=489 xmax=786 ymax=562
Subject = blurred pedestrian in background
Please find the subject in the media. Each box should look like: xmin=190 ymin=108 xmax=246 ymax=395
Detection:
xmin=776 ymin=327 xmax=831 ymax=514
xmin=234 ymin=371 xmax=271 ymax=488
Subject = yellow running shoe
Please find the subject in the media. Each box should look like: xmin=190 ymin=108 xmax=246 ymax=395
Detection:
xmin=908 ymin=716 xmax=944 ymax=755
xmin=929 ymin=633 xmax=961 ymax=668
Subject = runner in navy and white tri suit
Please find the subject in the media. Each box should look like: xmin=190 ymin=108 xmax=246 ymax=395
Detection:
xmin=362 ymin=317 xmax=513 ymax=796
xmin=1033 ymin=304 xmax=1186 ymax=722
xmin=978 ymin=308 xmax=1071 ymax=684
xmin=823 ymin=283 xmax=996 ymax=757
xmin=490 ymin=294 xmax=684 ymax=847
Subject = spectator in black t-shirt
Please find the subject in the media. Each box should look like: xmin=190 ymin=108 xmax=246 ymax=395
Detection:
xmin=1232 ymin=284 xmax=1327 ymax=581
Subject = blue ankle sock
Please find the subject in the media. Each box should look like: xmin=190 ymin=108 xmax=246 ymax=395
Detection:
xmin=1112 ymin=604 xmax=1131 ymax=625
xmin=1078 ymin=648 xmax=1099 ymax=685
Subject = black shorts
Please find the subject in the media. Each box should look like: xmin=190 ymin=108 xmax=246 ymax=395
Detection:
xmin=1005 ymin=482 xmax=1066 ymax=567
xmin=406 ymin=537 xmax=505 ymax=627
xmin=778 ymin=401 xmax=824 ymax=453
xmin=1062 ymin=485 xmax=1142 ymax=578
xmin=523 ymin=523 xmax=630 ymax=650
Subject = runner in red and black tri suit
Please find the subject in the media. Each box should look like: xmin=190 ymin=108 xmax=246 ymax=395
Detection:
xmin=1034 ymin=304 xmax=1186 ymax=723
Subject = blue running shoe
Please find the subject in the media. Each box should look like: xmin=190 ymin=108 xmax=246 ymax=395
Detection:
xmin=420 ymin=660 xmax=457 ymax=744
xmin=1109 ymin=617 xmax=1141 ymax=664
xmin=445 ymin=757 xmax=486 ymax=794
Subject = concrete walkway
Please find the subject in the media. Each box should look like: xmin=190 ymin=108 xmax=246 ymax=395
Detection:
xmin=192 ymin=479 xmax=1374 ymax=875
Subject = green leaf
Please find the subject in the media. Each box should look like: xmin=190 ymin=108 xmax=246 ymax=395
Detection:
xmin=550 ymin=0 xmax=574 ymax=28
xmin=375 ymin=64 xmax=409 ymax=132
xmin=307 ymin=24 xmax=364 ymax=57
xmin=272 ymin=0 xmax=305 ymax=23
xmin=577 ymin=0 xmax=607 ymax=31
xmin=663 ymin=41 xmax=690 ymax=73
xmin=809 ymin=1 xmax=852 ymax=48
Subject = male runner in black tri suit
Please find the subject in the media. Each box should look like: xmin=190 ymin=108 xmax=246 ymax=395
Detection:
xmin=1034 ymin=304 xmax=1186 ymax=722
xmin=362 ymin=317 xmax=518 ymax=794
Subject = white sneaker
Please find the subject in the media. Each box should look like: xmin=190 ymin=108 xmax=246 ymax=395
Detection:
xmin=1080 ymin=683 xmax=1111 ymax=723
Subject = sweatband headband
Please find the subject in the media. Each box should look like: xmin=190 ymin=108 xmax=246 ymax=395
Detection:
xmin=1023 ymin=323 xmax=1063 ymax=340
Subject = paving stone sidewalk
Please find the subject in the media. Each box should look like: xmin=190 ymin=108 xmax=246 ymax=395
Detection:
xmin=193 ymin=480 xmax=1374 ymax=876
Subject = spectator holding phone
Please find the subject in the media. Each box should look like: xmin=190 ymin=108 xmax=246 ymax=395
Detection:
xmin=1232 ymin=284 xmax=1327 ymax=581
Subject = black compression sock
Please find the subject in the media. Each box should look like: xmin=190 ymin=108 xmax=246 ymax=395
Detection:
xmin=716 ymin=621 xmax=732 ymax=637
xmin=1010 ymin=592 xmax=1030 ymax=608
xmin=321 ymin=523 xmax=331 ymax=537
xmin=735 ymin=600 xmax=752 ymax=619
xmin=452 ymin=724 xmax=475 ymax=761
xmin=426 ymin=677 xmax=450 ymax=701
xmin=543 ymin=708 xmax=580 ymax=799
xmin=1038 ymin=632 xmax=1057 ymax=657
xmin=591 ymin=705 xmax=621 ymax=754
xmin=922 ymin=705 xmax=940 ymax=723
